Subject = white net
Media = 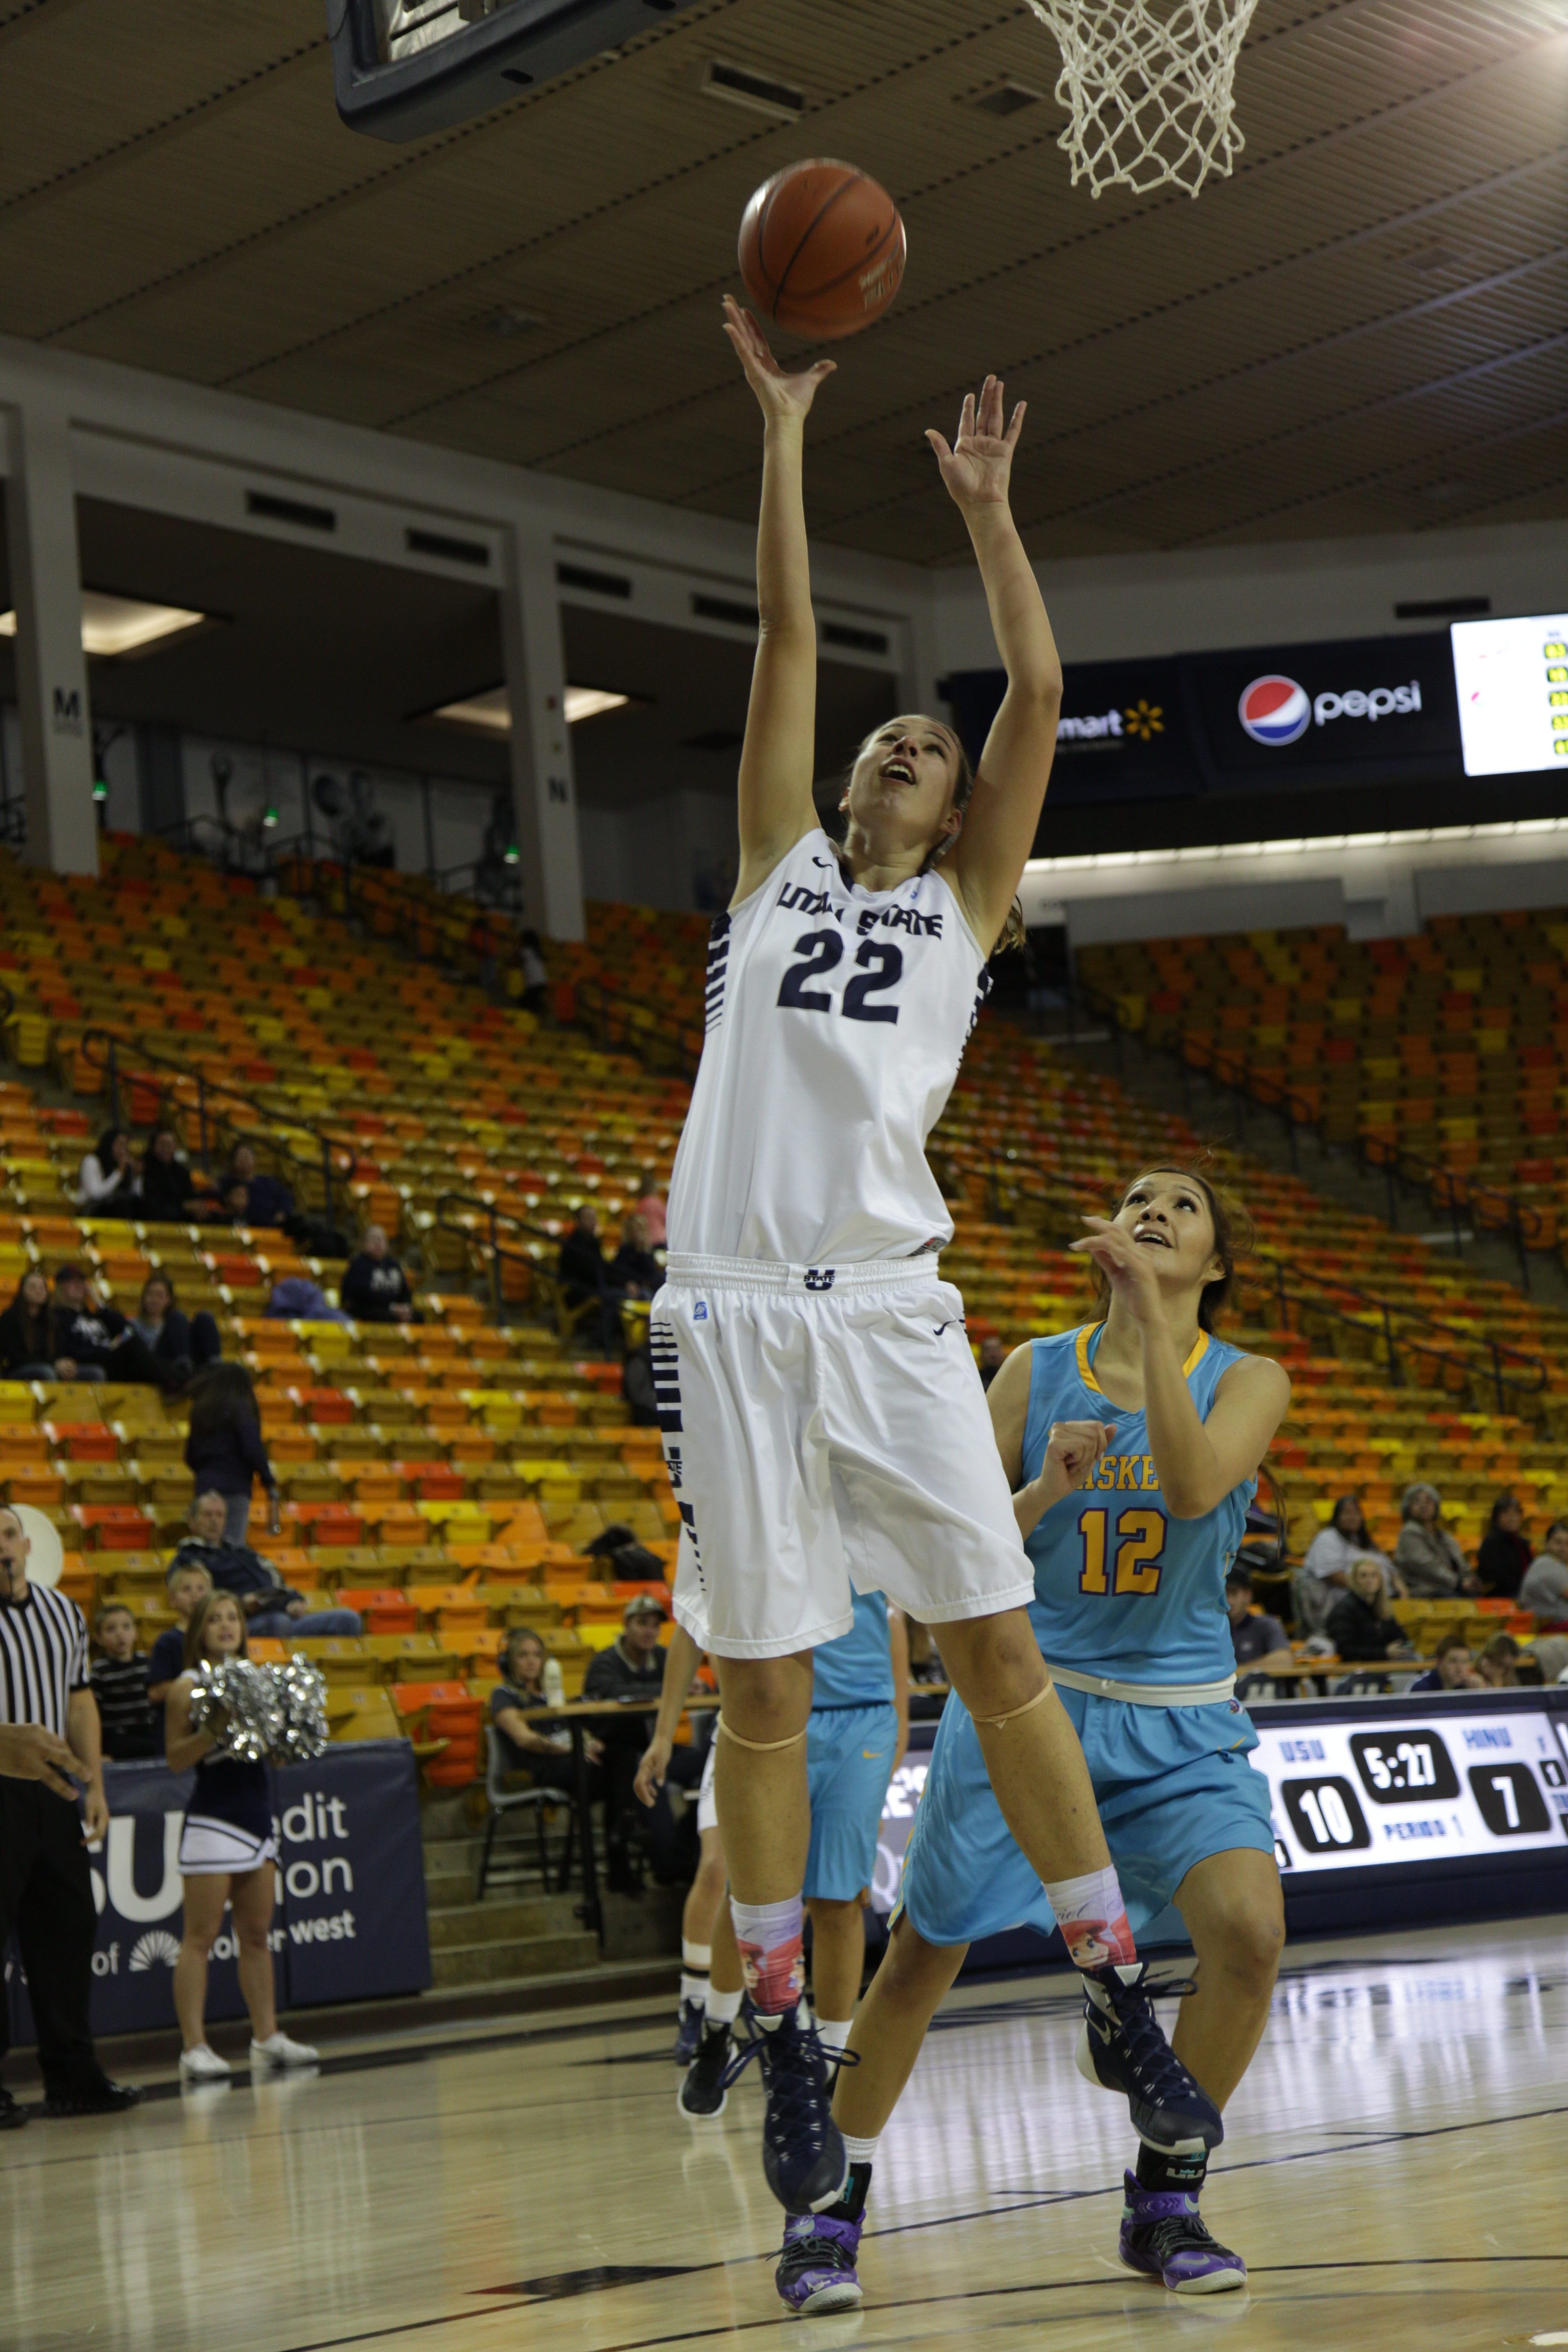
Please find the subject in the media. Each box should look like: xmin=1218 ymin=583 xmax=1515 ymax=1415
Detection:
xmin=1026 ymin=0 xmax=1260 ymax=199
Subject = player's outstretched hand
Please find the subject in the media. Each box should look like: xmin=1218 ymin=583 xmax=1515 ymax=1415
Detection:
xmin=722 ymin=294 xmax=836 ymax=425
xmin=1070 ymin=1214 xmax=1167 ymax=1324
xmin=633 ymin=1731 xmax=671 ymax=1808
xmin=926 ymin=375 xmax=1025 ymax=512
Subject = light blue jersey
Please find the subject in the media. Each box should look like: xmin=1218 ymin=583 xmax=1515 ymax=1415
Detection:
xmin=900 ymin=1323 xmax=1276 ymax=1950
xmin=1023 ymin=1324 xmax=1253 ymax=1686
xmin=806 ymin=1589 xmax=898 ymax=1902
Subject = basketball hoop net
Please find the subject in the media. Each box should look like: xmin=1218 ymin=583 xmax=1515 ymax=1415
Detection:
xmin=1025 ymin=0 xmax=1259 ymax=198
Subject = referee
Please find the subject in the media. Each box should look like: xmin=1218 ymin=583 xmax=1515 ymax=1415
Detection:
xmin=0 ymin=1505 xmax=139 ymax=2124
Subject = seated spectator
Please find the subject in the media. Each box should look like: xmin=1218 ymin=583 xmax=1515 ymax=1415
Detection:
xmin=1407 ymin=1632 xmax=1481 ymax=1694
xmin=582 ymin=1595 xmax=701 ymax=1892
xmin=184 ymin=1362 xmax=278 ymax=1545
xmin=518 ymin=929 xmax=549 ymax=1017
xmin=0 ymin=1269 xmax=63 ymax=1379
xmin=51 ymin=1265 xmax=172 ymax=1390
xmin=634 ymin=1170 xmax=667 ymax=1248
xmin=977 ymin=1334 xmax=1007 ymax=1391
xmin=1226 ymin=1567 xmax=1292 ymax=1674
xmin=172 ymin=1489 xmax=362 ymax=1640
xmin=1530 ymin=1633 xmax=1568 ymax=1686
xmin=220 ymin=1180 xmax=254 ymax=1228
xmin=1519 ymin=1521 xmax=1568 ymax=1628
xmin=89 ymin=1602 xmax=163 ymax=1760
xmin=1326 ymin=1556 xmax=1417 ymax=1664
xmin=608 ymin=1212 xmax=661 ymax=1300
xmin=341 ymin=1225 xmax=421 ymax=1324
xmin=1477 ymin=1493 xmax=1533 ymax=1600
xmin=1301 ymin=1496 xmax=1403 ymax=1628
xmin=1474 ymin=1631 xmax=1522 ymax=1689
xmin=265 ymin=1274 xmax=352 ymax=1326
xmin=141 ymin=1126 xmax=220 ymax=1224
xmin=490 ymin=1629 xmax=603 ymax=1793
xmin=557 ymin=1204 xmax=617 ymax=1352
xmin=223 ymin=1142 xmax=294 ymax=1232
xmin=131 ymin=1273 xmax=220 ymax=1389
xmin=76 ymin=1126 xmax=140 ymax=1211
xmin=147 ymin=1559 xmax=214 ymax=1704
xmin=1392 ymin=1483 xmax=1478 ymax=1599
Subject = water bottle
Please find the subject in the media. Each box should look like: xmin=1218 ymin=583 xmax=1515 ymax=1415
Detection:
xmin=543 ymin=1656 xmax=565 ymax=1711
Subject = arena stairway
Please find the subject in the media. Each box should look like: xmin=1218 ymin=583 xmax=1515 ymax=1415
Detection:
xmin=419 ymin=1791 xmax=601 ymax=1987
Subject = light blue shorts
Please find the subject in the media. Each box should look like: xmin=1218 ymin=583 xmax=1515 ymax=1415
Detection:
xmin=805 ymin=1702 xmax=900 ymax=1903
xmin=900 ymin=1682 xmax=1275 ymax=1949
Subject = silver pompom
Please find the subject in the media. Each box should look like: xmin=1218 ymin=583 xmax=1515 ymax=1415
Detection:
xmin=274 ymin=1655 xmax=330 ymax=1764
xmin=188 ymin=1658 xmax=284 ymax=1764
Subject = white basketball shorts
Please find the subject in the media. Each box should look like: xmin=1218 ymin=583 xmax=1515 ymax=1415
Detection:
xmin=653 ymin=1252 xmax=1034 ymax=1660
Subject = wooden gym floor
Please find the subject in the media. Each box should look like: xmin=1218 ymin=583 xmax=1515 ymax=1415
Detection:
xmin=3 ymin=1915 xmax=1564 ymax=2352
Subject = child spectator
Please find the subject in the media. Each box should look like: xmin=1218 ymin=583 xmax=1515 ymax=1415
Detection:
xmin=1519 ymin=1522 xmax=1568 ymax=1628
xmin=51 ymin=1265 xmax=171 ymax=1390
xmin=132 ymin=1273 xmax=221 ymax=1388
xmin=0 ymin=1270 xmax=61 ymax=1379
xmin=170 ymin=1490 xmax=361 ymax=1639
xmin=183 ymin=1363 xmax=278 ymax=1546
xmin=76 ymin=1127 xmax=140 ymax=1211
xmin=1474 ymin=1631 xmax=1523 ymax=1688
xmin=1477 ymin=1494 xmax=1532 ymax=1601
xmin=1326 ymin=1556 xmax=1417 ymax=1664
xmin=1392 ymin=1483 xmax=1478 ymax=1599
xmin=340 ymin=1225 xmax=420 ymax=1324
xmin=1407 ymin=1632 xmax=1481 ymax=1693
xmin=1225 ymin=1567 xmax=1292 ymax=1673
xmin=89 ymin=1603 xmax=162 ymax=1761
xmin=147 ymin=1559 xmax=214 ymax=1704
xmin=141 ymin=1126 xmax=221 ymax=1224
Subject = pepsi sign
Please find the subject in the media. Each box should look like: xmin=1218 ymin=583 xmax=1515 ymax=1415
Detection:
xmin=1192 ymin=631 xmax=1461 ymax=785
xmin=1238 ymin=675 xmax=1311 ymax=746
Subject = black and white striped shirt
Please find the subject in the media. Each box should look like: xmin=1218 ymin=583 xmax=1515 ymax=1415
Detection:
xmin=0 ymin=1585 xmax=90 ymax=1737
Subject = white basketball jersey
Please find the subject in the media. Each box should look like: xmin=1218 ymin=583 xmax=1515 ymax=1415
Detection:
xmin=666 ymin=829 xmax=991 ymax=1265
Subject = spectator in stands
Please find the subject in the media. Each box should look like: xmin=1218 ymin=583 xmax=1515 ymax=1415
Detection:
xmin=0 ymin=1270 xmax=63 ymax=1380
xmin=172 ymin=1490 xmax=362 ymax=1640
xmin=1474 ymin=1631 xmax=1522 ymax=1688
xmin=490 ymin=1629 xmax=603 ymax=1793
xmin=1302 ymin=1495 xmax=1403 ymax=1605
xmin=50 ymin=1265 xmax=171 ymax=1390
xmin=1477 ymin=1493 xmax=1532 ymax=1601
xmin=582 ymin=1595 xmax=700 ymax=1892
xmin=1392 ymin=1483 xmax=1478 ymax=1599
xmin=1520 ymin=1521 xmax=1568 ymax=1628
xmin=140 ymin=1126 xmax=220 ymax=1224
xmin=634 ymin=1170 xmax=667 ymax=1248
xmin=1326 ymin=1556 xmax=1417 ymax=1665
xmin=76 ymin=1127 xmax=140 ymax=1212
xmin=1226 ymin=1567 xmax=1292 ymax=1675
xmin=165 ymin=1589 xmax=317 ymax=2079
xmin=147 ymin=1560 xmax=214 ymax=1705
xmin=132 ymin=1274 xmax=220 ymax=1388
xmin=518 ymin=929 xmax=549 ymax=1016
xmin=265 ymin=1274 xmax=351 ymax=1326
xmin=341 ymin=1225 xmax=420 ymax=1324
xmin=183 ymin=1363 xmax=278 ymax=1546
xmin=223 ymin=1143 xmax=294 ymax=1232
xmin=608 ymin=1212 xmax=661 ymax=1300
xmin=977 ymin=1334 xmax=1007 ymax=1391
xmin=220 ymin=1180 xmax=254 ymax=1228
xmin=88 ymin=1603 xmax=161 ymax=1761
xmin=1407 ymin=1632 xmax=1482 ymax=1694
xmin=557 ymin=1204 xmax=617 ymax=1352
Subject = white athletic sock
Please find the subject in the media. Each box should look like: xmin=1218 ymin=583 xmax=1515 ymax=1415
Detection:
xmin=679 ymin=1936 xmax=712 ymax=2012
xmin=816 ymin=2017 xmax=853 ymax=2052
xmin=842 ymin=2133 xmax=880 ymax=2165
xmin=682 ymin=1938 xmax=712 ymax=1969
xmin=731 ymin=1893 xmax=804 ymax=2020
xmin=679 ymin=1975 xmax=708 ymax=2008
xmin=706 ymin=1984 xmax=744 ymax=2028
xmin=1042 ymin=1864 xmax=1136 ymax=1971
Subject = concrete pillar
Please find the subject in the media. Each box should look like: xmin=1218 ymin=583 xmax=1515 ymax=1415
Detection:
xmin=3 ymin=402 xmax=96 ymax=875
xmin=500 ymin=521 xmax=584 ymax=942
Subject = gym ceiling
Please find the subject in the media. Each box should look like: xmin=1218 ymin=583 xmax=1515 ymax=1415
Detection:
xmin=3 ymin=0 xmax=1565 ymax=566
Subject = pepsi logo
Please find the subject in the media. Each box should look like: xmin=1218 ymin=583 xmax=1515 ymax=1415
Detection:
xmin=1238 ymin=675 xmax=1311 ymax=746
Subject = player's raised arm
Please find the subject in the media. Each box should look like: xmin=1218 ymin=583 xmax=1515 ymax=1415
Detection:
xmin=722 ymin=296 xmax=838 ymax=903
xmin=929 ymin=378 xmax=1063 ymax=953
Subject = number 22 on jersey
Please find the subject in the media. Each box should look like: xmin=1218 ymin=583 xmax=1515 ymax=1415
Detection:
xmin=778 ymin=929 xmax=904 ymax=1024
xmin=1078 ymin=1506 xmax=1166 ymax=1597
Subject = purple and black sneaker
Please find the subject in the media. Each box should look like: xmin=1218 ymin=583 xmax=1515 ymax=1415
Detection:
xmin=774 ymin=2160 xmax=870 ymax=2315
xmin=1118 ymin=2172 xmax=1247 ymax=2295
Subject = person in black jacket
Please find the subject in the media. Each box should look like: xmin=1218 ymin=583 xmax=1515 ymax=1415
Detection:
xmin=607 ymin=1212 xmax=661 ymax=1300
xmin=50 ymin=1267 xmax=170 ymax=1390
xmin=340 ymin=1225 xmax=421 ymax=1323
xmin=558 ymin=1204 xmax=617 ymax=1351
xmin=0 ymin=1270 xmax=61 ymax=1379
xmin=183 ymin=1363 xmax=279 ymax=1546
xmin=1477 ymin=1492 xmax=1532 ymax=1601
xmin=141 ymin=1127 xmax=220 ymax=1225
xmin=223 ymin=1143 xmax=294 ymax=1232
xmin=1326 ymin=1557 xmax=1417 ymax=1668
xmin=130 ymin=1273 xmax=221 ymax=1388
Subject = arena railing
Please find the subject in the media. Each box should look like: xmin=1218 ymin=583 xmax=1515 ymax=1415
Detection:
xmin=1071 ymin=974 xmax=1554 ymax=1292
xmin=429 ymin=1187 xmax=604 ymax=1341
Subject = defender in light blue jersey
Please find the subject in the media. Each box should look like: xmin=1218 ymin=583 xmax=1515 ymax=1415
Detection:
xmin=798 ymin=1165 xmax=1292 ymax=2310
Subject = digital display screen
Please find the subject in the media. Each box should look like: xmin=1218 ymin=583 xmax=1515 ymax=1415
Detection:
xmin=1251 ymin=1704 xmax=1568 ymax=1875
xmin=1451 ymin=612 xmax=1568 ymax=777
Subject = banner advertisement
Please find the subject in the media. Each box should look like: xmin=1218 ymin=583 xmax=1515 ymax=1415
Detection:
xmin=4 ymin=1740 xmax=431 ymax=2047
xmin=947 ymin=659 xmax=1191 ymax=803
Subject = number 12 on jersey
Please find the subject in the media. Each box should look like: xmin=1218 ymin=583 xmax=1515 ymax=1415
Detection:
xmin=1078 ymin=1507 xmax=1166 ymax=1597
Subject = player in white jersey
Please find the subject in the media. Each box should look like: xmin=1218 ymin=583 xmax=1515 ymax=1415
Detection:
xmin=653 ymin=296 xmax=1221 ymax=2218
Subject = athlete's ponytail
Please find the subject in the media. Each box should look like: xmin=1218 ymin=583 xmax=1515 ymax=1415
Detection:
xmin=1096 ymin=1159 xmax=1254 ymax=1332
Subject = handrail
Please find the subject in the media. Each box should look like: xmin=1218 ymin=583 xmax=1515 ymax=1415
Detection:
xmin=432 ymin=1187 xmax=568 ymax=1323
xmin=571 ymin=978 xmax=699 ymax=1082
xmin=71 ymin=1027 xmax=356 ymax=1228
xmin=983 ymin=1158 xmax=1552 ymax=1419
xmin=1074 ymin=974 xmax=1552 ymax=1290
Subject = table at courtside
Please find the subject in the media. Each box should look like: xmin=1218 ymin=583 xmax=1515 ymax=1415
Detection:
xmin=527 ymin=1693 xmax=719 ymax=1944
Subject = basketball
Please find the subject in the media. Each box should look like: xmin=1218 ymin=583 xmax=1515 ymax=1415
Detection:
xmin=737 ymin=159 xmax=906 ymax=341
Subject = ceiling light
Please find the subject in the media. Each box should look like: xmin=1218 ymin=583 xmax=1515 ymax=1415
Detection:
xmin=0 ymin=589 xmax=209 ymax=659
xmin=425 ymin=683 xmax=635 ymax=735
xmin=970 ymin=80 xmax=1043 ymax=116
